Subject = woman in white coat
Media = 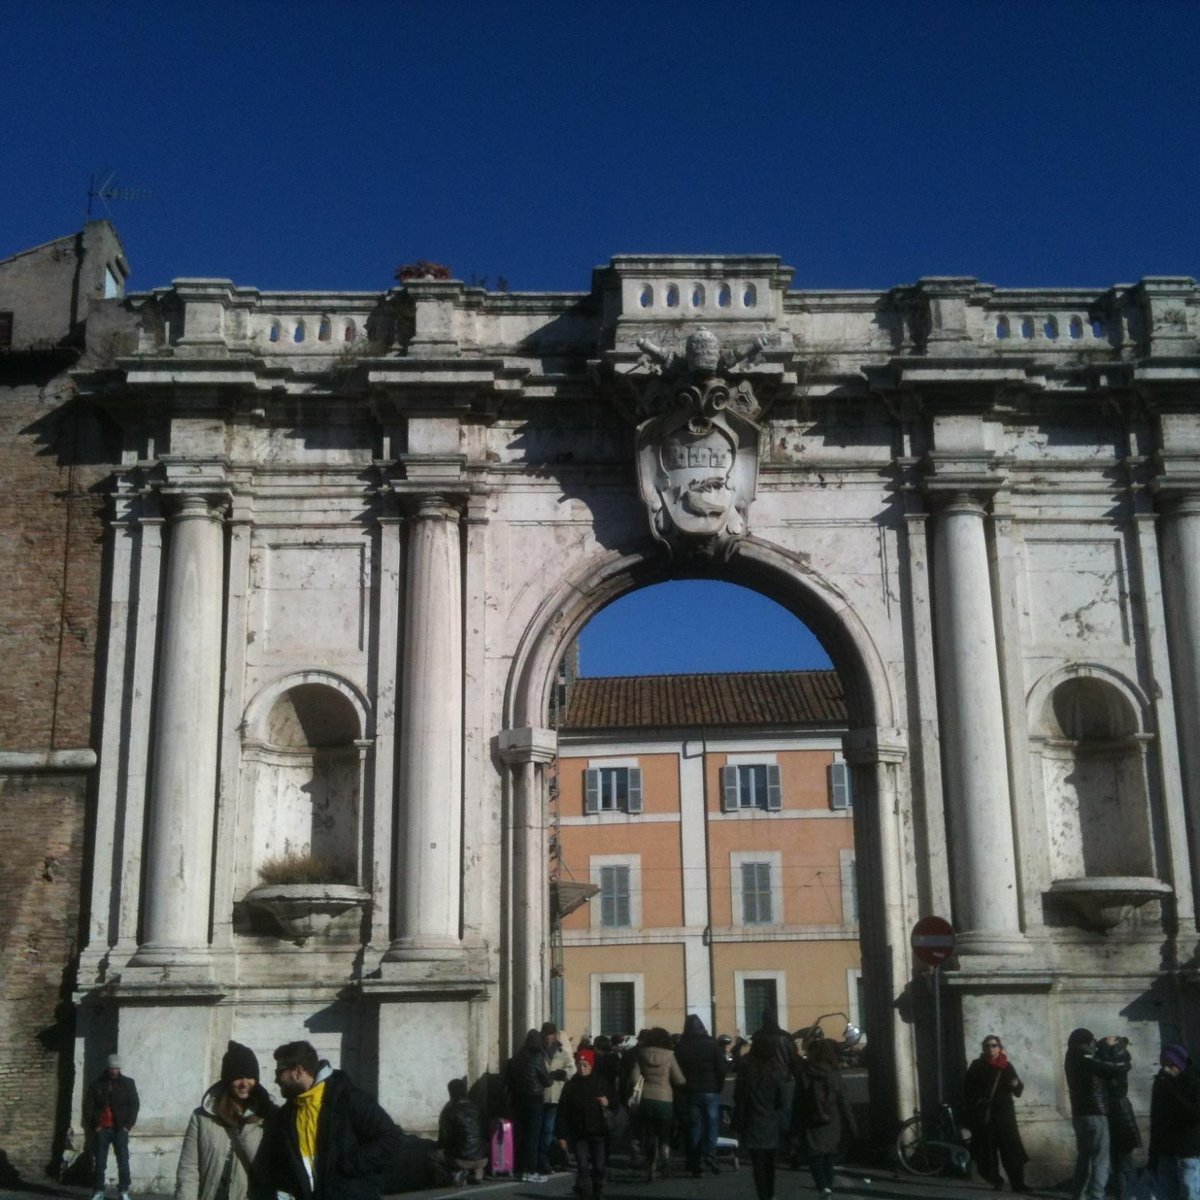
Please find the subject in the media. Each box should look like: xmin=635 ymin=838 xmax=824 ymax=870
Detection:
xmin=175 ymin=1041 xmax=276 ymax=1200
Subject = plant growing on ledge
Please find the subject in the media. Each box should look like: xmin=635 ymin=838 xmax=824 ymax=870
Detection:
xmin=395 ymin=260 xmax=452 ymax=282
xmin=257 ymin=851 xmax=355 ymax=887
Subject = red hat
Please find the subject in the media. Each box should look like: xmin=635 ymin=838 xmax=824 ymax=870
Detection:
xmin=576 ymin=1048 xmax=596 ymax=1067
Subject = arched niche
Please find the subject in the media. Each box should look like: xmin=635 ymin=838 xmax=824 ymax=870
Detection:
xmin=1029 ymin=666 xmax=1154 ymax=880
xmin=240 ymin=673 xmax=370 ymax=891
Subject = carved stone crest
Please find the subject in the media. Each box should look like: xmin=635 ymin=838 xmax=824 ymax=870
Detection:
xmin=621 ymin=327 xmax=768 ymax=560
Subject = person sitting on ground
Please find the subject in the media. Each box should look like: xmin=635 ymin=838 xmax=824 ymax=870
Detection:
xmin=431 ymin=1077 xmax=486 ymax=1187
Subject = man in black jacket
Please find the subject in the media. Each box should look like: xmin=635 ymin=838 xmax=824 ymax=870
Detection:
xmin=674 ymin=1014 xmax=727 ymax=1177
xmin=433 ymin=1077 xmax=487 ymax=1186
xmin=84 ymin=1054 xmax=139 ymax=1200
xmin=262 ymin=1040 xmax=403 ymax=1200
xmin=1064 ymin=1028 xmax=1126 ymax=1200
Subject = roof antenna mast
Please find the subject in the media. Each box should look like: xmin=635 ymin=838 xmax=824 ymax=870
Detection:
xmin=87 ymin=170 xmax=150 ymax=219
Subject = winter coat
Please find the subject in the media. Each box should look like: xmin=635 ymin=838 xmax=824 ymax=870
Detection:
xmin=175 ymin=1084 xmax=275 ymax=1200
xmin=260 ymin=1066 xmax=404 ymax=1200
xmin=963 ymin=1057 xmax=1027 ymax=1171
xmin=629 ymin=1046 xmax=685 ymax=1105
xmin=732 ymin=1058 xmax=789 ymax=1151
xmin=543 ymin=1041 xmax=576 ymax=1105
xmin=1095 ymin=1041 xmax=1141 ymax=1153
xmin=795 ymin=1062 xmax=856 ymax=1157
xmin=84 ymin=1072 xmax=140 ymax=1131
xmin=1149 ymin=1065 xmax=1200 ymax=1163
xmin=674 ymin=1016 xmax=727 ymax=1096
xmin=437 ymin=1099 xmax=485 ymax=1163
xmin=1065 ymin=1043 xmax=1124 ymax=1117
xmin=555 ymin=1072 xmax=615 ymax=1142
xmin=507 ymin=1035 xmax=552 ymax=1104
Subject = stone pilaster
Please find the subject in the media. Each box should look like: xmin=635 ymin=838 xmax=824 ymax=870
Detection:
xmin=498 ymin=726 xmax=557 ymax=1047
xmin=930 ymin=491 xmax=1025 ymax=954
xmin=134 ymin=486 xmax=228 ymax=966
xmin=387 ymin=496 xmax=465 ymax=959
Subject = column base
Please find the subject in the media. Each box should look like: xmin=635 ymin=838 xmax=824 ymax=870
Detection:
xmin=126 ymin=943 xmax=216 ymax=977
xmin=383 ymin=935 xmax=465 ymax=963
xmin=954 ymin=929 xmax=1031 ymax=957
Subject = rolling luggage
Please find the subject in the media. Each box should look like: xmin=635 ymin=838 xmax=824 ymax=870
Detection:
xmin=488 ymin=1116 xmax=515 ymax=1177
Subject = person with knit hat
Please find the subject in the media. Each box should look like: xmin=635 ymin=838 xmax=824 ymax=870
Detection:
xmin=1149 ymin=1043 xmax=1200 ymax=1199
xmin=84 ymin=1053 xmax=139 ymax=1200
xmin=175 ymin=1041 xmax=276 ymax=1200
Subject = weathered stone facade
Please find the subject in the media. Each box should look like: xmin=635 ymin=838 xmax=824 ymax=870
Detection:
xmin=3 ymin=238 xmax=1200 ymax=1184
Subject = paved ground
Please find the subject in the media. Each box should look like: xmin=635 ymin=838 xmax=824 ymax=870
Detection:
xmin=0 ymin=1160 xmax=1066 ymax=1200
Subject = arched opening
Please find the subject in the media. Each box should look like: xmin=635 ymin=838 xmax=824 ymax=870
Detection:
xmin=241 ymin=679 xmax=366 ymax=890
xmin=504 ymin=550 xmax=910 ymax=1129
xmin=1034 ymin=674 xmax=1153 ymax=880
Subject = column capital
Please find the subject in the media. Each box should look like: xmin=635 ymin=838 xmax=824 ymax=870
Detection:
xmin=498 ymin=726 xmax=558 ymax=765
xmin=407 ymin=494 xmax=463 ymax=523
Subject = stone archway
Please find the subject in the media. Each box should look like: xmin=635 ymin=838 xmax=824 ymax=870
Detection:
xmin=501 ymin=538 xmax=919 ymax=1121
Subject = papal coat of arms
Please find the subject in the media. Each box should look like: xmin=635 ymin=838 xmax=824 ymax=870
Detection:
xmin=624 ymin=326 xmax=769 ymax=560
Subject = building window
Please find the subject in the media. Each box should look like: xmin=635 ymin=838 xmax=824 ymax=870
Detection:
xmin=721 ymin=763 xmax=782 ymax=811
xmin=590 ymin=854 xmax=641 ymax=930
xmin=584 ymin=765 xmax=643 ymax=814
xmin=743 ymin=977 xmax=778 ymax=1035
xmin=741 ymin=861 xmax=774 ymax=924
xmin=829 ymin=761 xmax=852 ymax=810
xmin=0 ymin=312 xmax=12 ymax=349
xmin=599 ymin=864 xmax=631 ymax=928
xmin=591 ymin=973 xmax=643 ymax=1036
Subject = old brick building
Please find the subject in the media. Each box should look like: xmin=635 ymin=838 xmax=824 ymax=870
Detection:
xmin=0 ymin=222 xmax=130 ymax=1176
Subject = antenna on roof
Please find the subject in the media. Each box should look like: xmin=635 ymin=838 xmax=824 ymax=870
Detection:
xmin=87 ymin=170 xmax=151 ymax=219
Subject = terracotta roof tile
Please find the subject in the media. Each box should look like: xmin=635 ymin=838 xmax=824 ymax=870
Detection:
xmin=561 ymin=670 xmax=845 ymax=730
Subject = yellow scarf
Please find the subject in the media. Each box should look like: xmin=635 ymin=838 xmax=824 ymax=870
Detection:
xmin=293 ymin=1079 xmax=326 ymax=1184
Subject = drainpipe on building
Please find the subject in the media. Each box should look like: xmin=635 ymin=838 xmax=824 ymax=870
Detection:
xmin=701 ymin=726 xmax=718 ymax=1029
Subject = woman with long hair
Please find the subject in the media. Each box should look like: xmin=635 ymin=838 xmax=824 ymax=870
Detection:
xmin=175 ymin=1042 xmax=276 ymax=1200
xmin=964 ymin=1034 xmax=1029 ymax=1192
xmin=733 ymin=1029 xmax=789 ymax=1200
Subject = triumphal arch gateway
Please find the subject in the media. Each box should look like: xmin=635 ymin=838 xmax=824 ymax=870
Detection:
xmin=74 ymin=256 xmax=1200 ymax=1180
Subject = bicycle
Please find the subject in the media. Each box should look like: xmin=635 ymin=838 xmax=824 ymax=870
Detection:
xmin=895 ymin=1101 xmax=972 ymax=1176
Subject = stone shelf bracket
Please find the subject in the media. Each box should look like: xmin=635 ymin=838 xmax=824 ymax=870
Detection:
xmin=1048 ymin=876 xmax=1173 ymax=932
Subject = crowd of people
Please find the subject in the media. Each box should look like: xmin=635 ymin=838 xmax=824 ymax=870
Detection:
xmin=81 ymin=1021 xmax=1200 ymax=1200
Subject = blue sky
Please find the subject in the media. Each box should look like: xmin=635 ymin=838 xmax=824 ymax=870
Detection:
xmin=5 ymin=2 xmax=1197 ymax=676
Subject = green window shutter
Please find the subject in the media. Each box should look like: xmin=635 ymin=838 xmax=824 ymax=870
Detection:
xmin=721 ymin=765 xmax=739 ymax=812
xmin=585 ymin=768 xmax=600 ymax=814
xmin=766 ymin=764 xmax=783 ymax=811
xmin=829 ymin=762 xmax=850 ymax=810
xmin=626 ymin=768 xmax=643 ymax=814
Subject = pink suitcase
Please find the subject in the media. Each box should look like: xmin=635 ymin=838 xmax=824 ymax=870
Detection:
xmin=489 ymin=1117 xmax=515 ymax=1177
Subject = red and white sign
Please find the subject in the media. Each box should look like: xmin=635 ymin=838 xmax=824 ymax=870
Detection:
xmin=910 ymin=915 xmax=956 ymax=966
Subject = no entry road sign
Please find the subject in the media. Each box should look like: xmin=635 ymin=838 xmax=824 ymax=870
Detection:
xmin=911 ymin=915 xmax=956 ymax=966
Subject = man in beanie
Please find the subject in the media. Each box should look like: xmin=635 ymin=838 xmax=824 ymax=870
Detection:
xmin=1149 ymin=1043 xmax=1200 ymax=1199
xmin=84 ymin=1053 xmax=139 ymax=1200
xmin=1064 ymin=1028 xmax=1126 ymax=1200
xmin=176 ymin=1041 xmax=276 ymax=1200
xmin=260 ymin=1039 xmax=403 ymax=1200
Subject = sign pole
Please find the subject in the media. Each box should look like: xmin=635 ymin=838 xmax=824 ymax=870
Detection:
xmin=932 ymin=962 xmax=943 ymax=1106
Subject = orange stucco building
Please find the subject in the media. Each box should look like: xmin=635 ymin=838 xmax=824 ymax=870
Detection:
xmin=553 ymin=671 xmax=860 ymax=1043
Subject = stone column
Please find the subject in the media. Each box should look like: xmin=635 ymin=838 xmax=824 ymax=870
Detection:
xmin=388 ymin=497 xmax=464 ymax=958
xmin=1160 ymin=492 xmax=1200 ymax=909
xmin=932 ymin=492 xmax=1024 ymax=954
xmin=135 ymin=490 xmax=227 ymax=965
xmin=499 ymin=727 xmax=557 ymax=1046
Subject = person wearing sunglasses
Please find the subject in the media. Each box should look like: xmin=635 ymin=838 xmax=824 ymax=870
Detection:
xmin=964 ymin=1035 xmax=1030 ymax=1192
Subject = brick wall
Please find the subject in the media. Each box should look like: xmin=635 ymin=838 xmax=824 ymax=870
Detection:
xmin=0 ymin=374 xmax=118 ymax=1177
xmin=0 ymin=772 xmax=88 ymax=1175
